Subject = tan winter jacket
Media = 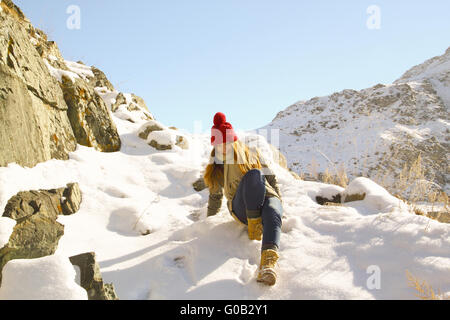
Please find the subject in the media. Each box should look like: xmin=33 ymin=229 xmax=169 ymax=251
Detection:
xmin=206 ymin=147 xmax=282 ymax=217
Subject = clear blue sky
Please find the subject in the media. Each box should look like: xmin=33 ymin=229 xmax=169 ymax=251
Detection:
xmin=15 ymin=0 xmax=450 ymax=132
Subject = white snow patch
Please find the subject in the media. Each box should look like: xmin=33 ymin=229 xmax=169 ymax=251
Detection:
xmin=29 ymin=37 xmax=38 ymax=46
xmin=44 ymin=59 xmax=80 ymax=83
xmin=64 ymin=60 xmax=94 ymax=80
xmin=0 ymin=217 xmax=15 ymax=248
xmin=147 ymin=130 xmax=175 ymax=146
xmin=0 ymin=254 xmax=88 ymax=300
xmin=43 ymin=59 xmax=94 ymax=83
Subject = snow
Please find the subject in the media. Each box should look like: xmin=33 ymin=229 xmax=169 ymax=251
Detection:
xmin=44 ymin=59 xmax=80 ymax=83
xmin=0 ymin=217 xmax=15 ymax=248
xmin=64 ymin=60 xmax=94 ymax=80
xmin=29 ymin=37 xmax=38 ymax=46
xmin=43 ymin=59 xmax=94 ymax=83
xmin=0 ymin=100 xmax=449 ymax=300
xmin=94 ymin=87 xmax=119 ymax=111
xmin=147 ymin=130 xmax=175 ymax=146
xmin=342 ymin=177 xmax=409 ymax=214
xmin=0 ymin=254 xmax=88 ymax=300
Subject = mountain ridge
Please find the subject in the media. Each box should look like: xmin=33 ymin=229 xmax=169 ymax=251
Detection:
xmin=259 ymin=47 xmax=450 ymax=199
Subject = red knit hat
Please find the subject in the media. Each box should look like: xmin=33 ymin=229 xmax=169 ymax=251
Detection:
xmin=211 ymin=112 xmax=239 ymax=146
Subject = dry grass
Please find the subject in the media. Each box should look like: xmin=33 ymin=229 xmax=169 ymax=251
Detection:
xmin=405 ymin=270 xmax=449 ymax=300
xmin=302 ymin=151 xmax=449 ymax=221
xmin=320 ymin=165 xmax=349 ymax=188
xmin=391 ymin=154 xmax=449 ymax=222
xmin=306 ymin=152 xmax=348 ymax=188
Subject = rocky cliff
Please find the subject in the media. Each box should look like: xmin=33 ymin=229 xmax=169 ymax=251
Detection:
xmin=0 ymin=0 xmax=152 ymax=168
xmin=0 ymin=0 xmax=77 ymax=167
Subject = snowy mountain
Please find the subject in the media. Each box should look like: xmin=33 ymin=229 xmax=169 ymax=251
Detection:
xmin=1 ymin=105 xmax=449 ymax=300
xmin=259 ymin=48 xmax=450 ymax=199
xmin=0 ymin=0 xmax=449 ymax=300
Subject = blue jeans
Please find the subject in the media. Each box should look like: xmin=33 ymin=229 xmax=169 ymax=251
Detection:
xmin=231 ymin=169 xmax=283 ymax=251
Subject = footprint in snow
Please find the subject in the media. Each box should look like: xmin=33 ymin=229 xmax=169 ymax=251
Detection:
xmin=100 ymin=186 xmax=131 ymax=199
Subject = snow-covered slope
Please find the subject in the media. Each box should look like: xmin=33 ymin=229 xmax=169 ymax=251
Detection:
xmin=1 ymin=90 xmax=449 ymax=299
xmin=259 ymin=47 xmax=450 ymax=198
xmin=395 ymin=47 xmax=450 ymax=109
xmin=0 ymin=3 xmax=448 ymax=298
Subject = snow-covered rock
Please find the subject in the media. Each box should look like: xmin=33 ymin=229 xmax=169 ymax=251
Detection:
xmin=137 ymin=120 xmax=190 ymax=151
xmin=0 ymin=254 xmax=88 ymax=300
xmin=342 ymin=177 xmax=409 ymax=214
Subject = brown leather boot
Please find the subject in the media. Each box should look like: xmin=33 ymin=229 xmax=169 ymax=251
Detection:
xmin=257 ymin=249 xmax=279 ymax=286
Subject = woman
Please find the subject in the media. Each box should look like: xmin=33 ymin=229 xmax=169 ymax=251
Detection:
xmin=203 ymin=112 xmax=283 ymax=286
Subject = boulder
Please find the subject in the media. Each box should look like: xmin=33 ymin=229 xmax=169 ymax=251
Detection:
xmin=61 ymin=76 xmax=121 ymax=152
xmin=138 ymin=121 xmax=189 ymax=150
xmin=175 ymin=134 xmax=189 ymax=150
xmin=111 ymin=92 xmax=127 ymax=112
xmin=147 ymin=129 xmax=189 ymax=151
xmin=69 ymin=252 xmax=119 ymax=300
xmin=131 ymin=94 xmax=150 ymax=113
xmin=61 ymin=183 xmax=82 ymax=215
xmin=3 ymin=183 xmax=82 ymax=220
xmin=0 ymin=214 xmax=65 ymax=285
xmin=149 ymin=139 xmax=173 ymax=151
xmin=111 ymin=92 xmax=154 ymax=122
xmin=0 ymin=183 xmax=82 ymax=284
xmin=138 ymin=120 xmax=165 ymax=140
xmin=89 ymin=66 xmax=115 ymax=92
xmin=343 ymin=192 xmax=366 ymax=203
xmin=316 ymin=194 xmax=342 ymax=205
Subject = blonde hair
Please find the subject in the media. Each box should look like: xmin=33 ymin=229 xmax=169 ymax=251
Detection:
xmin=203 ymin=140 xmax=262 ymax=193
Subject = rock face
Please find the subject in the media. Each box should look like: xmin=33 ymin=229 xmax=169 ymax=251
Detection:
xmin=0 ymin=2 xmax=77 ymax=167
xmin=69 ymin=252 xmax=119 ymax=300
xmin=0 ymin=183 xmax=82 ymax=284
xmin=0 ymin=0 xmax=125 ymax=167
xmin=260 ymin=47 xmax=450 ymax=199
xmin=62 ymin=76 xmax=121 ymax=152
xmin=89 ymin=66 xmax=115 ymax=92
